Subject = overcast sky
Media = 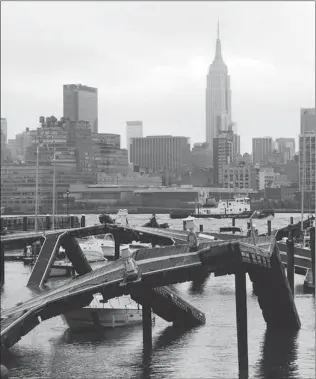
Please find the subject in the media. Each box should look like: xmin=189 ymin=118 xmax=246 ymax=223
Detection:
xmin=1 ymin=1 xmax=315 ymax=153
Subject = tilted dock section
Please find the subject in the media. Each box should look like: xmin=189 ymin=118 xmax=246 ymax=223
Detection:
xmin=1 ymin=223 xmax=301 ymax=352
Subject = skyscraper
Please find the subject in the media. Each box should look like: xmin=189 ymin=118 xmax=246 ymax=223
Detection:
xmin=126 ymin=121 xmax=143 ymax=162
xmin=1 ymin=118 xmax=7 ymax=143
xmin=63 ymin=84 xmax=98 ymax=133
xmin=206 ymin=22 xmax=231 ymax=163
xmin=252 ymin=137 xmax=273 ymax=165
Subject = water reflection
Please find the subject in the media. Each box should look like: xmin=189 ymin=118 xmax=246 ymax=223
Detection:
xmin=256 ymin=329 xmax=299 ymax=379
xmin=140 ymin=325 xmax=198 ymax=379
xmin=189 ymin=273 xmax=211 ymax=294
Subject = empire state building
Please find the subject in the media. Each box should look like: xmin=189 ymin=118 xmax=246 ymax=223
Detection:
xmin=205 ymin=23 xmax=232 ymax=162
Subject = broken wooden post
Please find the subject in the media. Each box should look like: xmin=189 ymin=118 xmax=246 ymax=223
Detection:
xmin=235 ymin=267 xmax=248 ymax=379
xmin=142 ymin=304 xmax=152 ymax=351
xmin=310 ymin=227 xmax=315 ymax=286
xmin=80 ymin=214 xmax=86 ymax=227
xmin=267 ymin=220 xmax=271 ymax=236
xmin=183 ymin=220 xmax=186 ymax=231
xmin=232 ymin=218 xmax=236 ymax=234
xmin=290 ymin=216 xmax=294 ymax=225
xmin=286 ymin=226 xmax=295 ymax=295
xmin=23 ymin=216 xmax=28 ymax=231
xmin=199 ymin=224 xmax=203 ymax=232
xmin=114 ymin=235 xmax=121 ymax=260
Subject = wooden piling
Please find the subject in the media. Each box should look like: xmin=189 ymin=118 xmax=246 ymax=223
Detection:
xmin=142 ymin=304 xmax=152 ymax=351
xmin=286 ymin=226 xmax=295 ymax=295
xmin=199 ymin=224 xmax=203 ymax=232
xmin=310 ymin=227 xmax=315 ymax=286
xmin=23 ymin=216 xmax=28 ymax=231
xmin=290 ymin=216 xmax=294 ymax=225
xmin=70 ymin=215 xmax=75 ymax=228
xmin=80 ymin=214 xmax=86 ymax=228
xmin=183 ymin=220 xmax=186 ymax=231
xmin=235 ymin=267 xmax=248 ymax=379
xmin=114 ymin=237 xmax=120 ymax=260
xmin=45 ymin=215 xmax=51 ymax=230
xmin=267 ymin=220 xmax=271 ymax=236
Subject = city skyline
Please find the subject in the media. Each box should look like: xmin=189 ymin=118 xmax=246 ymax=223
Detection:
xmin=1 ymin=1 xmax=315 ymax=153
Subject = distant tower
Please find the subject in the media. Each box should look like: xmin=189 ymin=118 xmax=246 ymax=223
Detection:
xmin=206 ymin=20 xmax=232 ymax=164
xmin=126 ymin=121 xmax=143 ymax=163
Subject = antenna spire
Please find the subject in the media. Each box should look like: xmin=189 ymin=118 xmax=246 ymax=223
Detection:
xmin=217 ymin=18 xmax=220 ymax=39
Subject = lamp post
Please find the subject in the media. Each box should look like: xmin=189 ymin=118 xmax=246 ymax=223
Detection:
xmin=52 ymin=153 xmax=56 ymax=230
xmin=66 ymin=190 xmax=70 ymax=216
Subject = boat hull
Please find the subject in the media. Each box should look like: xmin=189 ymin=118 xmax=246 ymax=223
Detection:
xmin=61 ymin=307 xmax=143 ymax=330
xmin=170 ymin=210 xmax=274 ymax=220
xmin=49 ymin=265 xmax=74 ymax=277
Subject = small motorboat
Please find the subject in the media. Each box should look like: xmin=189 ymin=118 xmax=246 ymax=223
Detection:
xmin=61 ymin=294 xmax=150 ymax=330
xmin=95 ymin=234 xmax=151 ymax=260
xmin=77 ymin=236 xmax=108 ymax=263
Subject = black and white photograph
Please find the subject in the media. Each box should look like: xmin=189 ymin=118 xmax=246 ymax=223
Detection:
xmin=0 ymin=1 xmax=315 ymax=378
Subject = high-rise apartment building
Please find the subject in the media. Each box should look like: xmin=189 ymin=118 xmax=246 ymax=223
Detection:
xmin=252 ymin=137 xmax=273 ymax=165
xmin=206 ymin=23 xmax=232 ymax=163
xmin=126 ymin=121 xmax=143 ymax=162
xmin=276 ymin=138 xmax=296 ymax=163
xmin=1 ymin=118 xmax=7 ymax=144
xmin=130 ymin=135 xmax=190 ymax=173
xmin=213 ymin=130 xmax=233 ymax=185
xmin=301 ymin=108 xmax=316 ymax=134
xmin=63 ymin=84 xmax=98 ymax=133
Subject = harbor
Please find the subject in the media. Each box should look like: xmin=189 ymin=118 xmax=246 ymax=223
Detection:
xmin=0 ymin=212 xmax=315 ymax=378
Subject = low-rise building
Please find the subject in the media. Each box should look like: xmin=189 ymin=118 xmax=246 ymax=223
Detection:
xmin=97 ymin=172 xmax=162 ymax=186
xmin=222 ymin=163 xmax=259 ymax=191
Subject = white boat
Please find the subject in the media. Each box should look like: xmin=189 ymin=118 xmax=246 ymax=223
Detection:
xmin=61 ymin=294 xmax=146 ymax=330
xmin=94 ymin=234 xmax=151 ymax=260
xmin=76 ymin=236 xmax=108 ymax=263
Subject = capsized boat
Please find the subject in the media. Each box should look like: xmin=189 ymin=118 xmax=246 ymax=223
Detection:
xmin=61 ymin=294 xmax=148 ymax=330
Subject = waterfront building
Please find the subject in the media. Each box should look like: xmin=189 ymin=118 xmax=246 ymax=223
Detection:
xmin=0 ymin=164 xmax=95 ymax=214
xmin=91 ymin=133 xmax=129 ymax=175
xmin=252 ymin=137 xmax=273 ymax=165
xmin=97 ymin=171 xmax=162 ymax=187
xmin=205 ymin=22 xmax=232 ymax=163
xmin=126 ymin=121 xmax=143 ymax=163
xmin=130 ymin=135 xmax=190 ymax=174
xmin=213 ymin=129 xmax=233 ymax=185
xmin=63 ymin=84 xmax=98 ymax=133
xmin=222 ymin=163 xmax=259 ymax=191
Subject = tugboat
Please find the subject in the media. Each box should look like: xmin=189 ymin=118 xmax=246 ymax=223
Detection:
xmin=170 ymin=195 xmax=274 ymax=220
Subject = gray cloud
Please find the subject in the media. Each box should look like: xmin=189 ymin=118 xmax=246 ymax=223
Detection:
xmin=1 ymin=1 xmax=314 ymax=153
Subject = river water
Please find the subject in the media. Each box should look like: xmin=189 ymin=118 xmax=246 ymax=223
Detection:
xmin=1 ymin=213 xmax=315 ymax=378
